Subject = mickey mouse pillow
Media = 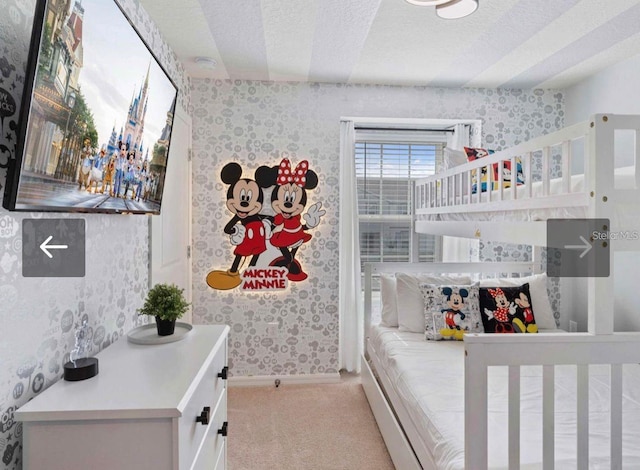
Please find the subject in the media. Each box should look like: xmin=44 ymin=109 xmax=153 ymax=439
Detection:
xmin=420 ymin=284 xmax=483 ymax=341
xmin=479 ymin=283 xmax=538 ymax=334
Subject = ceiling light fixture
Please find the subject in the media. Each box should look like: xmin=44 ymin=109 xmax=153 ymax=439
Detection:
xmin=405 ymin=0 xmax=479 ymax=19
xmin=404 ymin=0 xmax=451 ymax=5
xmin=436 ymin=0 xmax=478 ymax=19
xmin=194 ymin=57 xmax=218 ymax=70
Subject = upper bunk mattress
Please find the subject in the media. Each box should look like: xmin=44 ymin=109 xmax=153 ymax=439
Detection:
xmin=369 ymin=324 xmax=640 ymax=469
xmin=421 ymin=165 xmax=636 ymax=222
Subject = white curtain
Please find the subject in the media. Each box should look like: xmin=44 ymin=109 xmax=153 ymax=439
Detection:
xmin=339 ymin=120 xmax=363 ymax=373
xmin=442 ymin=124 xmax=478 ymax=262
xmin=447 ymin=123 xmax=469 ymax=150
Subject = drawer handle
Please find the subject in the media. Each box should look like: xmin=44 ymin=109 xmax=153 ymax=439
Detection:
xmin=218 ymin=421 xmax=228 ymax=437
xmin=217 ymin=366 xmax=229 ymax=380
xmin=196 ymin=406 xmax=211 ymax=425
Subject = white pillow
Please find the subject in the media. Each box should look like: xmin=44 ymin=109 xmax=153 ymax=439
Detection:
xmin=479 ymin=273 xmax=557 ymax=329
xmin=443 ymin=147 xmax=468 ymax=170
xmin=380 ymin=274 xmax=398 ymax=327
xmin=396 ymin=273 xmax=473 ymax=333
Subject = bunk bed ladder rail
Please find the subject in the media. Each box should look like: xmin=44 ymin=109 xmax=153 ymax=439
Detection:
xmin=464 ymin=333 xmax=640 ymax=470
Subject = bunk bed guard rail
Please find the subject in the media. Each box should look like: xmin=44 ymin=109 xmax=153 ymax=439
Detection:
xmin=465 ymin=332 xmax=640 ymax=470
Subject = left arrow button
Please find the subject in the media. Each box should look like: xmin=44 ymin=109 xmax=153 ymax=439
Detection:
xmin=23 ymin=219 xmax=85 ymax=277
xmin=39 ymin=235 xmax=69 ymax=259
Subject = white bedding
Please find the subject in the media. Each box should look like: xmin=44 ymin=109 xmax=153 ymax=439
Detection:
xmin=370 ymin=324 xmax=640 ymax=469
xmin=422 ymin=165 xmax=637 ymax=222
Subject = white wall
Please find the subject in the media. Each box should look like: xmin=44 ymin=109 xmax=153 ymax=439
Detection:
xmin=564 ymin=53 xmax=640 ymax=332
xmin=566 ymin=54 xmax=640 ymax=122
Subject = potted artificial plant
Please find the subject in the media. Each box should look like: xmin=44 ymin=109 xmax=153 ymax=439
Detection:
xmin=138 ymin=283 xmax=190 ymax=336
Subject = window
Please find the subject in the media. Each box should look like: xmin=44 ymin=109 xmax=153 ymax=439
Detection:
xmin=355 ymin=131 xmax=445 ymax=270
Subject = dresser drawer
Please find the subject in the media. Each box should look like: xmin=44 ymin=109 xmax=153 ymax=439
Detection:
xmin=213 ymin=440 xmax=226 ymax=470
xmin=178 ymin=342 xmax=227 ymax=469
xmin=192 ymin=390 xmax=227 ymax=470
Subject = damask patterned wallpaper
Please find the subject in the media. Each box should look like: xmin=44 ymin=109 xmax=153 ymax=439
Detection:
xmin=191 ymin=80 xmax=564 ymax=376
xmin=0 ymin=0 xmax=189 ymax=468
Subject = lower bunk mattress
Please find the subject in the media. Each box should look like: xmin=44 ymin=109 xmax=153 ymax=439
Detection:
xmin=369 ymin=325 xmax=640 ymax=469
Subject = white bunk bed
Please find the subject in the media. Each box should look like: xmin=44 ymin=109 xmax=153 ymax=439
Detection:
xmin=361 ymin=115 xmax=640 ymax=469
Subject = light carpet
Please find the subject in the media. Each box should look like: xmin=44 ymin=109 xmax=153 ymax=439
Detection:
xmin=227 ymin=381 xmax=395 ymax=470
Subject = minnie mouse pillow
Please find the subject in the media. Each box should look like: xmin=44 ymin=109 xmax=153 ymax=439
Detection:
xmin=479 ymin=283 xmax=538 ymax=334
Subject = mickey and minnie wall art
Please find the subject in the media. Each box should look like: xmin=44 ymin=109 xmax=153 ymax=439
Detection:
xmin=206 ymin=156 xmax=325 ymax=291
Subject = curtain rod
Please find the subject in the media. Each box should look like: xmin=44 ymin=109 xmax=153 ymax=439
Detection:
xmin=355 ymin=126 xmax=455 ymax=133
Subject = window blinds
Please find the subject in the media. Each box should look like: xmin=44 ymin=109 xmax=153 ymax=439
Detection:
xmin=354 ymin=135 xmax=444 ymax=267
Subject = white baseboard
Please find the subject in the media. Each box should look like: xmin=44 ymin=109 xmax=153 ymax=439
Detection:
xmin=228 ymin=373 xmax=341 ymax=387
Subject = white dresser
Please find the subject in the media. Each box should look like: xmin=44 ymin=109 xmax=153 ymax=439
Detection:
xmin=16 ymin=325 xmax=229 ymax=470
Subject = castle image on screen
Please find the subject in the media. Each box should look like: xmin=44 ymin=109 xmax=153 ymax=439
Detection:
xmin=10 ymin=0 xmax=177 ymax=214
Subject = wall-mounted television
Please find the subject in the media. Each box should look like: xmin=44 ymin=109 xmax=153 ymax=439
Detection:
xmin=2 ymin=0 xmax=178 ymax=214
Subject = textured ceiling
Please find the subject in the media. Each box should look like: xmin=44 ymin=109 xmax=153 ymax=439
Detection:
xmin=139 ymin=0 xmax=640 ymax=88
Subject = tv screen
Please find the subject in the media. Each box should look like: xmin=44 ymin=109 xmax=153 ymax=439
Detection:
xmin=2 ymin=0 xmax=178 ymax=214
